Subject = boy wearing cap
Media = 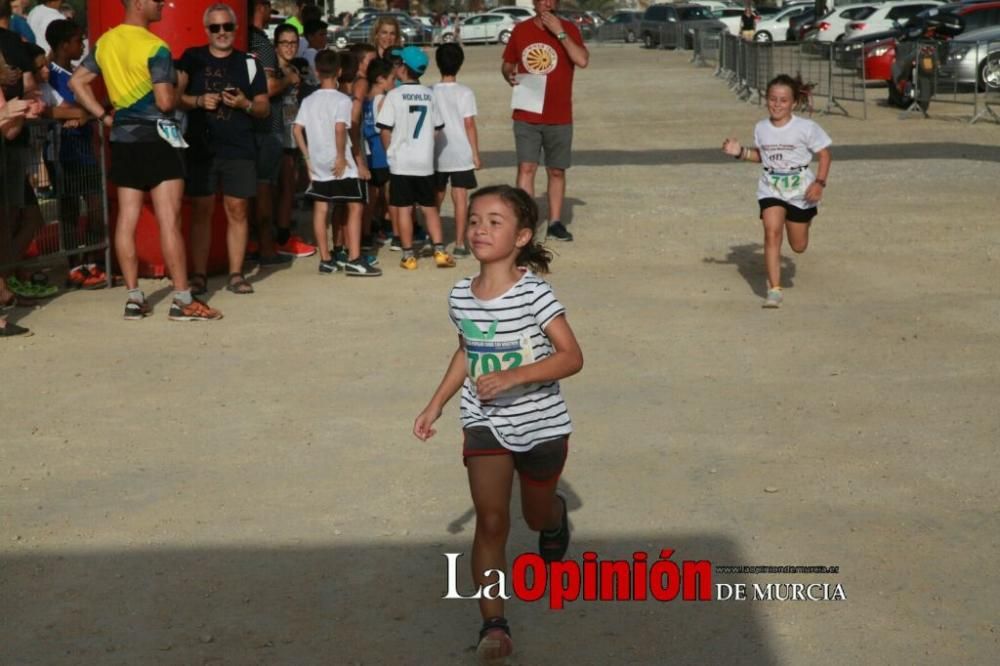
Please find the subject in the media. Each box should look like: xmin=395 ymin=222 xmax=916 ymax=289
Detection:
xmin=376 ymin=45 xmax=455 ymax=270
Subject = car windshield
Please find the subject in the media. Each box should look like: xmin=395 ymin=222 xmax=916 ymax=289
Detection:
xmin=679 ymin=7 xmax=712 ymax=20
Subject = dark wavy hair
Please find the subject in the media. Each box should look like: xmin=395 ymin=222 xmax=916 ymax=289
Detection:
xmin=469 ymin=185 xmax=553 ymax=274
xmin=767 ymin=73 xmax=811 ymax=108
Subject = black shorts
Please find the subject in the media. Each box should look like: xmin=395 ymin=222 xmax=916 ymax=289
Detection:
xmin=436 ymin=170 xmax=477 ymax=190
xmin=369 ymin=167 xmax=390 ymax=188
xmin=389 ymin=174 xmax=436 ymax=208
xmin=110 ymin=141 xmax=185 ymax=192
xmin=306 ymin=178 xmax=367 ymax=202
xmin=185 ymin=157 xmax=256 ymax=199
xmin=462 ymin=426 xmax=569 ymax=486
xmin=758 ymin=198 xmax=818 ymax=223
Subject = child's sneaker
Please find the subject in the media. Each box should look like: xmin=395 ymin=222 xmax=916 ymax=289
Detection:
xmin=399 ymin=255 xmax=418 ymax=270
xmin=123 ymin=298 xmax=152 ymax=320
xmin=318 ymin=257 xmax=339 ymax=274
xmin=334 ymin=249 xmax=349 ymax=268
xmin=434 ymin=250 xmax=456 ymax=268
xmin=361 ymin=235 xmax=375 ymax=252
xmin=364 ymin=253 xmax=380 ymax=267
xmin=389 ymin=237 xmax=403 ymax=252
xmin=344 ymin=258 xmax=382 ymax=277
xmin=547 ymin=221 xmax=573 ymax=242
xmin=538 ymin=494 xmax=570 ymax=562
xmin=476 ymin=617 xmax=513 ymax=666
xmin=168 ymin=298 xmax=223 ymax=321
xmin=452 ymin=245 xmax=471 ymax=258
xmin=277 ymin=235 xmax=317 ymax=258
xmin=763 ymin=287 xmax=783 ymax=309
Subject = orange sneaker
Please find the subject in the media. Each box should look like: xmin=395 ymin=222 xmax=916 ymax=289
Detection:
xmin=168 ymin=298 xmax=223 ymax=322
xmin=434 ymin=250 xmax=456 ymax=268
xmin=277 ymin=235 xmax=317 ymax=258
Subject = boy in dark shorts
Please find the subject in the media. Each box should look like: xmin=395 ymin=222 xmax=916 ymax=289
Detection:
xmin=433 ymin=43 xmax=480 ymax=258
xmin=293 ymin=50 xmax=380 ymax=277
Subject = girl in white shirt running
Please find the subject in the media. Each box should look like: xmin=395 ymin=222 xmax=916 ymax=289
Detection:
xmin=723 ymin=74 xmax=833 ymax=308
xmin=413 ymin=185 xmax=584 ymax=665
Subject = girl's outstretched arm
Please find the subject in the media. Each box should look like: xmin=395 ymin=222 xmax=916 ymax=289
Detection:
xmin=476 ymin=314 xmax=583 ymax=401
xmin=414 ymin=338 xmax=467 ymax=441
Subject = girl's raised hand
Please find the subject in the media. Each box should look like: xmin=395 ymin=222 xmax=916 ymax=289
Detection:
xmin=413 ymin=405 xmax=442 ymax=441
xmin=722 ymin=137 xmax=742 ymax=157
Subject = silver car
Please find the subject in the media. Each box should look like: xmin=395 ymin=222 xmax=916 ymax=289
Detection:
xmin=939 ymin=25 xmax=1000 ymax=90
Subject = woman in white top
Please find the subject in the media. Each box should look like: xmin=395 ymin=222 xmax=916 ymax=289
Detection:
xmin=723 ymin=74 xmax=832 ymax=308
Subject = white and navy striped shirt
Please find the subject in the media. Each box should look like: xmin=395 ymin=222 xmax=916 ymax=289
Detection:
xmin=449 ymin=271 xmax=572 ymax=451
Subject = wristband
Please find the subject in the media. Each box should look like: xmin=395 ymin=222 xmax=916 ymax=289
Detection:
xmin=815 ymin=179 xmax=826 ymax=187
xmin=557 ymin=31 xmax=567 ymax=41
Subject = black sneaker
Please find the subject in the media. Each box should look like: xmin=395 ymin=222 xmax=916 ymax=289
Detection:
xmin=389 ymin=237 xmax=402 ymax=252
xmin=123 ymin=299 xmax=152 ymax=320
xmin=318 ymin=258 xmax=339 ymax=274
xmin=361 ymin=235 xmax=375 ymax=252
xmin=547 ymin=221 xmax=573 ymax=242
xmin=344 ymin=257 xmax=382 ymax=277
xmin=538 ymin=494 xmax=570 ymax=562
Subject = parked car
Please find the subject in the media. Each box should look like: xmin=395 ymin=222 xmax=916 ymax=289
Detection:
xmin=555 ymin=8 xmax=598 ymax=40
xmin=939 ymin=24 xmax=1000 ymax=89
xmin=787 ymin=7 xmax=819 ymax=41
xmin=487 ymin=6 xmax=535 ymax=22
xmin=596 ymin=10 xmax=643 ymax=42
xmin=713 ymin=7 xmax=760 ymax=35
xmin=439 ymin=13 xmax=517 ymax=45
xmin=844 ymin=1 xmax=946 ymax=40
xmin=804 ymin=4 xmax=879 ymax=43
xmin=639 ymin=3 xmax=725 ymax=49
xmin=753 ymin=4 xmax=813 ymax=42
xmin=328 ymin=12 xmax=434 ymax=49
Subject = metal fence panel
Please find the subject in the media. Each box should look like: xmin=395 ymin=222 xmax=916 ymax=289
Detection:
xmin=658 ymin=22 xmax=683 ymax=50
xmin=0 ymin=119 xmax=109 ymax=274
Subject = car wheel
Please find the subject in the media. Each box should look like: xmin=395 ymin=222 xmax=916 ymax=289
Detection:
xmin=643 ymin=32 xmax=654 ymax=48
xmin=754 ymin=30 xmax=771 ymax=43
xmin=442 ymin=32 xmax=455 ymax=44
xmin=626 ymin=29 xmax=636 ymax=43
xmin=499 ymin=30 xmax=511 ymax=45
xmin=979 ymin=54 xmax=1000 ymax=91
xmin=335 ymin=36 xmax=347 ymax=49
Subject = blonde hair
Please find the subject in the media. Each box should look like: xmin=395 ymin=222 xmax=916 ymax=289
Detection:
xmin=369 ymin=16 xmax=402 ymax=55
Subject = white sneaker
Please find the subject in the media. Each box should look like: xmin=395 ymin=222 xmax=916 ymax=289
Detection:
xmin=763 ymin=287 xmax=783 ymax=308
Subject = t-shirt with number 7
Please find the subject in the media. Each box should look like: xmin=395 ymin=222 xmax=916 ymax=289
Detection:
xmin=375 ymin=81 xmax=444 ymax=177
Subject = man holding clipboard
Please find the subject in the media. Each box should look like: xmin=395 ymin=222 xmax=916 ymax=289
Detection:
xmin=501 ymin=0 xmax=588 ymax=242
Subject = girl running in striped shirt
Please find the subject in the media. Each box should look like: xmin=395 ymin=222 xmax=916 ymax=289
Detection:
xmin=414 ymin=185 xmax=584 ymax=665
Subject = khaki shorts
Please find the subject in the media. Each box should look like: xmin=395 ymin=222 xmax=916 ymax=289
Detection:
xmin=513 ymin=121 xmax=573 ymax=170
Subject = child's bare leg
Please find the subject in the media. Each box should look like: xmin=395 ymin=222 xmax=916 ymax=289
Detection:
xmin=785 ymin=220 xmax=810 ymax=254
xmin=332 ymin=206 xmax=346 ymax=250
xmin=421 ymin=205 xmax=446 ymax=245
xmin=467 ymin=455 xmax=514 ymax=626
xmin=761 ymin=207 xmax=787 ymax=289
xmin=393 ymin=205 xmax=413 ymax=249
xmin=346 ymin=202 xmax=363 ymax=260
xmin=312 ymin=200 xmax=331 ymax=261
xmin=451 ymin=186 xmax=469 ymax=248
xmin=519 ymin=479 xmax=563 ymax=533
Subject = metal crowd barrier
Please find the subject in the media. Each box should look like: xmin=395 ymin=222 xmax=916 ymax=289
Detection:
xmin=714 ymin=36 xmax=869 ymax=117
xmin=691 ymin=28 xmax=722 ymax=67
xmin=657 ymin=22 xmax=684 ymax=50
xmin=0 ymin=119 xmax=110 ymax=275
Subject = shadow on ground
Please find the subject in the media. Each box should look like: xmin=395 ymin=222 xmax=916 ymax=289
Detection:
xmin=482 ymin=143 xmax=1000 ymax=169
xmin=2 ymin=534 xmax=774 ymax=665
xmin=704 ymin=243 xmax=797 ymax=298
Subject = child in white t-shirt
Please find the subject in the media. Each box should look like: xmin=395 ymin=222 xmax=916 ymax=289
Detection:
xmin=433 ymin=43 xmax=481 ymax=258
xmin=293 ymin=51 xmax=380 ymax=277
xmin=376 ymin=45 xmax=455 ymax=271
xmin=723 ymin=74 xmax=832 ymax=308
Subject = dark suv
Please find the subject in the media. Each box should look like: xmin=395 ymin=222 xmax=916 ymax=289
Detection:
xmin=639 ymin=3 xmax=725 ymax=49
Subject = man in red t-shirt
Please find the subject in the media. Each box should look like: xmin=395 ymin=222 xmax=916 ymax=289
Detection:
xmin=501 ymin=0 xmax=588 ymax=242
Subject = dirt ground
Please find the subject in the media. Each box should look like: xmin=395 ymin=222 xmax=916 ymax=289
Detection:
xmin=2 ymin=44 xmax=998 ymax=665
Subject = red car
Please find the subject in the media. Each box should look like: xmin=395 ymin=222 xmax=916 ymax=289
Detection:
xmin=864 ymin=39 xmax=897 ymax=80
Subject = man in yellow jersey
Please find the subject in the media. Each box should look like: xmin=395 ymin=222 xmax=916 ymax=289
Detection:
xmin=69 ymin=0 xmax=222 ymax=322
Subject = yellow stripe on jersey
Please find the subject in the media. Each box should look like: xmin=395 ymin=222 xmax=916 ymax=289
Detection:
xmin=94 ymin=25 xmax=170 ymax=111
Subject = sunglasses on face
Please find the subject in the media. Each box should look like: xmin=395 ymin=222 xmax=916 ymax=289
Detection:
xmin=208 ymin=23 xmax=236 ymax=34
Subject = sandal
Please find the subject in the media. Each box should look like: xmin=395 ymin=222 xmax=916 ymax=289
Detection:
xmin=225 ymin=272 xmax=254 ymax=294
xmin=189 ymin=273 xmax=208 ymax=296
xmin=476 ymin=617 xmax=512 ymax=666
xmin=0 ymin=319 xmax=32 ymax=337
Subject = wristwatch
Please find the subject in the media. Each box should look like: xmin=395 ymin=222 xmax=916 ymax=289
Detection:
xmin=557 ymin=31 xmax=568 ymax=41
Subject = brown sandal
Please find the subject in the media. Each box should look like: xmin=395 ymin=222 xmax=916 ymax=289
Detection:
xmin=225 ymin=273 xmax=254 ymax=294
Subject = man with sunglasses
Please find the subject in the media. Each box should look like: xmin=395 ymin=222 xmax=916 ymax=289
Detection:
xmin=176 ymin=2 xmax=269 ymax=296
xmin=71 ymin=0 xmax=222 ymax=321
